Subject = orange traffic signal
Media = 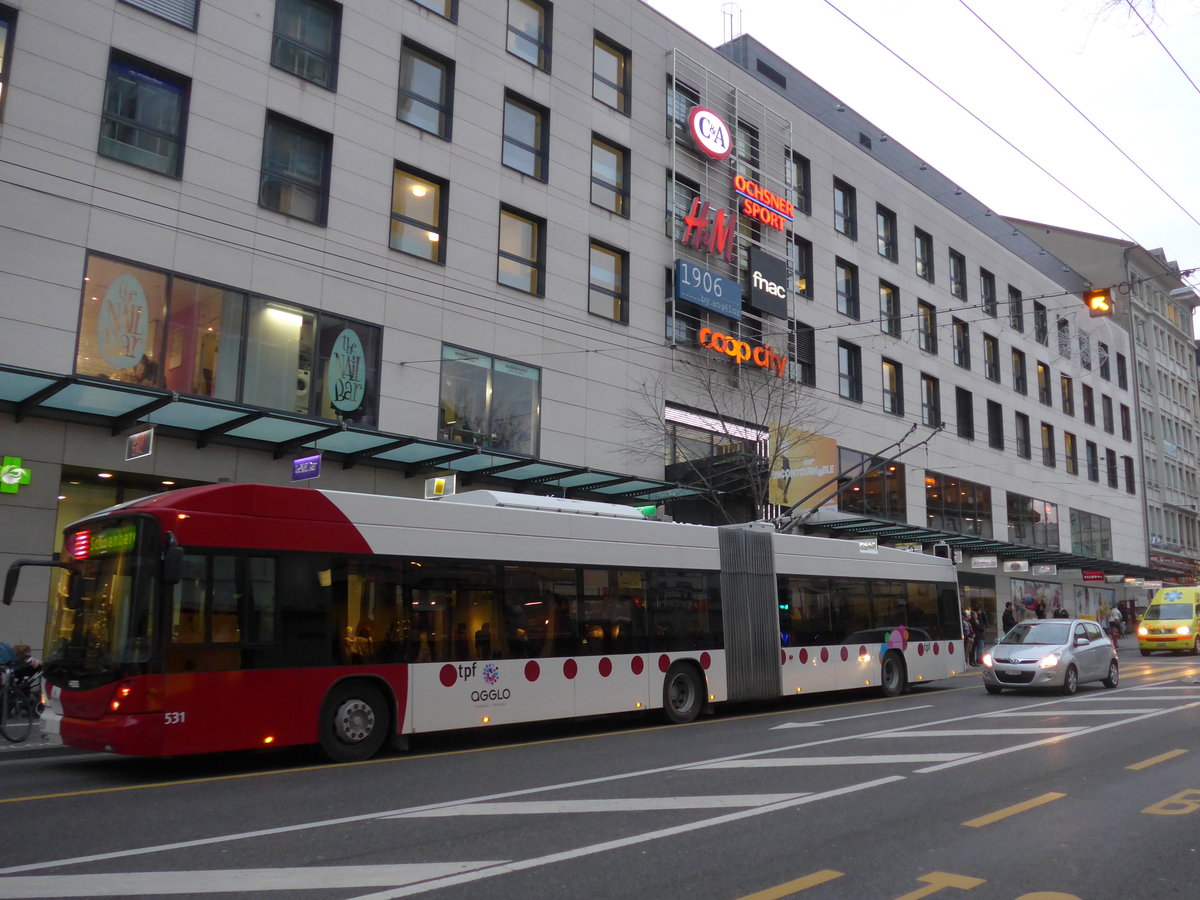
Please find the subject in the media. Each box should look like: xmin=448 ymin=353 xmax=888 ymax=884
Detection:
xmin=1084 ymin=288 xmax=1113 ymax=317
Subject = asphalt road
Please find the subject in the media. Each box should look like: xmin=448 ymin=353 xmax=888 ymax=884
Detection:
xmin=1 ymin=647 xmax=1198 ymax=900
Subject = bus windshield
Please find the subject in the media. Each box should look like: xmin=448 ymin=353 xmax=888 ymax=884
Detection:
xmin=44 ymin=518 xmax=157 ymax=689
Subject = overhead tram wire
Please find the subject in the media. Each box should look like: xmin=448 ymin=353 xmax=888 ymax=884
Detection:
xmin=959 ymin=0 xmax=1200 ymax=234
xmin=1124 ymin=0 xmax=1200 ymax=99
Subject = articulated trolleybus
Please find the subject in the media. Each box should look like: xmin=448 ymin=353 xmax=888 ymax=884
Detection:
xmin=5 ymin=484 xmax=963 ymax=761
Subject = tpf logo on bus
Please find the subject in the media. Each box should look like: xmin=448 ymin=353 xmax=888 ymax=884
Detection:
xmin=439 ymin=662 xmax=512 ymax=704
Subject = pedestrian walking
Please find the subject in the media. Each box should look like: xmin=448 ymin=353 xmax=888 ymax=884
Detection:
xmin=971 ymin=609 xmax=986 ymax=665
xmin=1001 ymin=601 xmax=1016 ymax=634
xmin=961 ymin=610 xmax=975 ymax=667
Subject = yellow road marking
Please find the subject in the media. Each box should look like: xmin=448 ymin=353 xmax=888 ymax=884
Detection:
xmin=895 ymin=871 xmax=985 ymax=899
xmin=738 ymin=870 xmax=843 ymax=899
xmin=963 ymin=792 xmax=1065 ymax=828
xmin=1127 ymin=749 xmax=1188 ymax=770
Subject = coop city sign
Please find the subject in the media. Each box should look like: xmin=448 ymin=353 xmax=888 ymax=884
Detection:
xmin=697 ymin=328 xmax=788 ymax=377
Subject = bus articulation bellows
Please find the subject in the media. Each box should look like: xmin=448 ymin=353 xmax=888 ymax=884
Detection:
xmin=3 ymin=484 xmax=964 ymax=761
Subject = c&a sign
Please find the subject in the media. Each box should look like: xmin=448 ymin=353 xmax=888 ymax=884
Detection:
xmin=698 ymin=328 xmax=787 ymax=378
xmin=687 ymin=107 xmax=732 ymax=160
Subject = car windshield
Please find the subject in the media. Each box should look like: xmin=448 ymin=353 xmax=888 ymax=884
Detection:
xmin=1144 ymin=603 xmax=1194 ymax=621
xmin=998 ymin=622 xmax=1069 ymax=646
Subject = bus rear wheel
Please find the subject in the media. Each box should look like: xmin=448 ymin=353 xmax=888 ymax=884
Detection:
xmin=662 ymin=664 xmax=703 ymax=724
xmin=880 ymin=651 xmax=905 ymax=698
xmin=319 ymin=681 xmax=389 ymax=763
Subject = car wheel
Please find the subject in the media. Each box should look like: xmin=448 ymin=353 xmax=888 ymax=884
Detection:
xmin=984 ymin=684 xmax=1003 ymax=695
xmin=1102 ymin=660 xmax=1119 ymax=689
xmin=1061 ymin=665 xmax=1079 ymax=696
xmin=318 ymin=680 xmax=389 ymax=763
xmin=880 ymin=651 xmax=906 ymax=698
xmin=1139 ymin=649 xmax=1150 ymax=657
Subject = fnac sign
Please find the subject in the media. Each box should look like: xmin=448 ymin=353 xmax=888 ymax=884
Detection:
xmin=698 ymin=328 xmax=788 ymax=378
xmin=688 ymin=107 xmax=732 ymax=160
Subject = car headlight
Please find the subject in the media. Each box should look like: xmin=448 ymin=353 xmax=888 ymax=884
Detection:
xmin=1038 ymin=652 xmax=1061 ymax=669
xmin=1176 ymin=625 xmax=1191 ymax=636
xmin=981 ymin=652 xmax=994 ymax=667
xmin=1137 ymin=625 xmax=1148 ymax=636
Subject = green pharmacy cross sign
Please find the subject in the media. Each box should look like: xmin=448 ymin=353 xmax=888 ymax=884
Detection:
xmin=1 ymin=457 xmax=31 ymax=494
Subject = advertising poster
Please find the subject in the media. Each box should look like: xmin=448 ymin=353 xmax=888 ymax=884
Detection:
xmin=769 ymin=429 xmax=837 ymax=509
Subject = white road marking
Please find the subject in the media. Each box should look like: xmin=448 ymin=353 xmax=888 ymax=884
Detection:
xmin=770 ymin=705 xmax=932 ymax=729
xmin=1130 ymin=685 xmax=1200 ymax=690
xmin=1067 ymin=695 xmax=1200 ymax=701
xmin=0 ymin=863 xmax=503 ymax=898
xmin=693 ymin=753 xmax=972 ymax=768
xmin=983 ymin=709 xmax=1156 ymax=716
xmin=344 ymin=777 xmax=907 ymax=900
xmin=867 ymin=728 xmax=1080 ymax=737
xmin=390 ymin=795 xmax=810 ymax=817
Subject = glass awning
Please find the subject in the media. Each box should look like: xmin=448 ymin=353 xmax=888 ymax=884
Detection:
xmin=0 ymin=364 xmax=703 ymax=505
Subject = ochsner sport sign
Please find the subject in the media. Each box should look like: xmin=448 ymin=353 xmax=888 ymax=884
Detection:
xmin=688 ymin=107 xmax=733 ymax=160
xmin=698 ymin=327 xmax=788 ymax=377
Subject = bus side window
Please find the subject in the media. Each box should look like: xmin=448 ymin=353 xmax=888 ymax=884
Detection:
xmin=172 ymin=554 xmax=207 ymax=643
xmin=211 ymin=556 xmax=241 ymax=643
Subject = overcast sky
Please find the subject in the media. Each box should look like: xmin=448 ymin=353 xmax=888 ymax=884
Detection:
xmin=643 ymin=0 xmax=1200 ymax=326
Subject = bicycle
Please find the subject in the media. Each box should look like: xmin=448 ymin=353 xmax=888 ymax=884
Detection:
xmin=1 ymin=664 xmax=38 ymax=743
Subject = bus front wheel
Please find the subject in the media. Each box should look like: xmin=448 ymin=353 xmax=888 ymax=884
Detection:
xmin=662 ymin=663 xmax=703 ymax=724
xmin=319 ymin=680 xmax=389 ymax=763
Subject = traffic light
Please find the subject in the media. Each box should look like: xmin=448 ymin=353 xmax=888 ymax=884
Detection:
xmin=1084 ymin=288 xmax=1113 ymax=318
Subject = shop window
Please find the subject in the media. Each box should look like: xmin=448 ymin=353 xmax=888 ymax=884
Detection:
xmin=164 ymin=277 xmax=245 ymax=400
xmin=74 ymin=256 xmax=168 ymax=385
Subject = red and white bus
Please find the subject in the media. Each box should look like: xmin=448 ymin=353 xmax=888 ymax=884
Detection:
xmin=5 ymin=483 xmax=964 ymax=761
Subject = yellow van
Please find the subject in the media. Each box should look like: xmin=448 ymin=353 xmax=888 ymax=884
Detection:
xmin=1137 ymin=587 xmax=1200 ymax=656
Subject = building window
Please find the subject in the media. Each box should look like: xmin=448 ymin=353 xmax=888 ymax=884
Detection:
xmin=1105 ymin=448 xmax=1119 ymax=488
xmin=1008 ymin=285 xmax=1023 ymax=331
xmin=735 ymin=120 xmax=759 ymax=180
xmin=1101 ymin=395 xmax=1114 ymax=434
xmin=439 ymin=345 xmax=540 ymax=455
xmin=271 ymin=0 xmax=340 ymax=90
xmin=667 ymin=171 xmax=700 ymax=240
xmin=789 ymin=151 xmax=811 ymax=215
xmin=1120 ymin=404 xmax=1131 ymax=441
xmin=952 ymin=318 xmax=970 ymax=369
xmin=389 ymin=165 xmax=446 ymax=263
xmin=876 ymin=204 xmax=897 ymax=261
xmin=667 ymin=78 xmax=699 ymax=135
xmin=259 ymin=113 xmax=331 ymax=225
xmin=837 ymin=448 xmax=907 ymax=521
xmin=1007 ymin=494 xmax=1059 ymax=550
xmin=411 ymin=0 xmax=456 ymax=19
xmin=120 ymin=0 xmax=197 ymax=29
xmin=956 ymin=388 xmax=974 ymax=440
xmin=1015 ymin=413 xmax=1031 ymax=459
xmin=835 ymin=258 xmax=859 ymax=318
xmin=1123 ymin=456 xmax=1136 ymax=494
xmin=926 ymin=472 xmax=992 ymax=538
xmin=1082 ymin=384 xmax=1094 ymax=425
xmin=0 ymin=5 xmax=15 ymax=119
xmin=1085 ymin=440 xmax=1099 ymax=482
xmin=882 ymin=359 xmax=904 ymax=416
xmin=1041 ymin=422 xmax=1056 ymax=467
xmin=507 ymin=0 xmax=551 ymax=70
xmin=833 ymin=178 xmax=856 ymax=238
xmin=1036 ymin=362 xmax=1051 ymax=405
xmin=1011 ymin=349 xmax=1027 ymax=394
xmin=1070 ymin=508 xmax=1112 ymax=559
xmin=949 ymin=249 xmax=966 ymax=299
xmin=593 ymin=33 xmax=629 ymax=112
xmin=987 ymin=400 xmax=1004 ymax=450
xmin=788 ymin=320 xmax=815 ymax=386
xmin=99 ymin=54 xmax=189 ymax=177
xmin=502 ymin=93 xmax=548 ymax=180
xmin=591 ymin=135 xmax=629 ymax=215
xmin=1032 ymin=301 xmax=1048 ymax=345
xmin=914 ymin=228 xmax=933 ymax=281
xmin=920 ymin=373 xmax=940 ymax=427
xmin=397 ymin=40 xmax=453 ymax=138
xmin=838 ymin=341 xmax=862 ymax=401
xmin=1078 ymin=331 xmax=1091 ymax=368
xmin=589 ymin=241 xmax=628 ymax=323
xmin=1098 ymin=342 xmax=1111 ymax=380
xmin=918 ymin=301 xmax=937 ymax=354
xmin=1057 ymin=317 xmax=1071 ymax=357
xmin=981 ymin=334 xmax=999 ymax=382
xmin=1116 ymin=352 xmax=1128 ymax=389
xmin=879 ymin=281 xmax=901 ymax=336
xmin=980 ymin=269 xmax=997 ymax=317
xmin=788 ymin=236 xmax=813 ymax=298
xmin=498 ymin=206 xmax=544 ymax=294
xmin=1064 ymin=432 xmax=1078 ymax=475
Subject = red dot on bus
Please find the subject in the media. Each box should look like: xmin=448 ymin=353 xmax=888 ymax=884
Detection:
xmin=563 ymin=659 xmax=578 ymax=679
xmin=599 ymin=657 xmax=612 ymax=677
xmin=934 ymin=643 xmax=942 ymax=656
xmin=700 ymin=652 xmax=711 ymax=669
xmin=859 ymin=646 xmax=867 ymax=659
xmin=799 ymin=649 xmax=809 ymax=664
xmin=439 ymin=664 xmax=456 ymax=687
xmin=525 ymin=660 xmax=540 ymax=682
xmin=781 ymin=649 xmax=787 ymax=666
xmin=631 ymin=656 xmax=645 ymax=675
xmin=917 ymin=643 xmax=925 ymax=656
xmin=820 ymin=648 xmax=829 ymax=663
xmin=840 ymin=647 xmax=848 ymax=662
xmin=658 ymin=654 xmax=670 ymax=673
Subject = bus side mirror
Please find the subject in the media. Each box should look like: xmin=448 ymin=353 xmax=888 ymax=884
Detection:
xmin=3 ymin=564 xmax=20 ymax=606
xmin=4 ymin=559 xmax=83 ymax=608
xmin=163 ymin=533 xmax=183 ymax=586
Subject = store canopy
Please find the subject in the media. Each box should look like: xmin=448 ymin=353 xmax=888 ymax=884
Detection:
xmin=0 ymin=364 xmax=701 ymax=504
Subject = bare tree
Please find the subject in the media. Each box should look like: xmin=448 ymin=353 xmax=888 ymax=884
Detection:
xmin=621 ymin=349 xmax=834 ymax=524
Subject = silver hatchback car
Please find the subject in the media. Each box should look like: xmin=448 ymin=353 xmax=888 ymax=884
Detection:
xmin=981 ymin=618 xmax=1119 ymax=695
